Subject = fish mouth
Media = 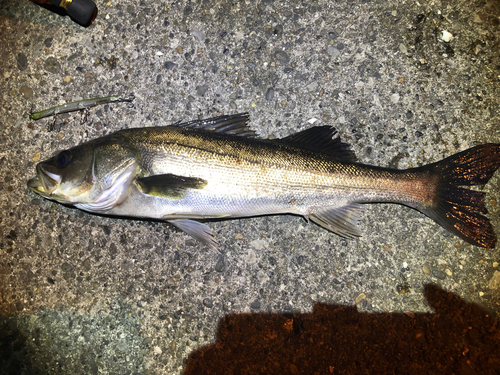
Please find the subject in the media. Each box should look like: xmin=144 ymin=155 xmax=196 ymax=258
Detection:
xmin=27 ymin=175 xmax=47 ymax=195
xmin=27 ymin=164 xmax=62 ymax=197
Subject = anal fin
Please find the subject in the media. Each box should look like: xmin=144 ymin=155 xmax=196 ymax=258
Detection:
xmin=309 ymin=204 xmax=364 ymax=239
xmin=167 ymin=219 xmax=218 ymax=250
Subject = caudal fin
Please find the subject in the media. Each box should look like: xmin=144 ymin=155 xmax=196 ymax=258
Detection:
xmin=420 ymin=143 xmax=500 ymax=248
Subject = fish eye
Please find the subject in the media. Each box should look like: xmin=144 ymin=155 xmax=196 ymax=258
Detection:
xmin=57 ymin=150 xmax=72 ymax=168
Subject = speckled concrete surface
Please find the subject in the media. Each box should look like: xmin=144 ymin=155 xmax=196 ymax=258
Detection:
xmin=0 ymin=0 xmax=499 ymax=374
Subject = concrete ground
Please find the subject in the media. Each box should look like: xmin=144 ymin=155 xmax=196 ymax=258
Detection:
xmin=0 ymin=0 xmax=499 ymax=374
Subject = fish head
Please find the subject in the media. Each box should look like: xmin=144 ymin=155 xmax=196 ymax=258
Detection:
xmin=28 ymin=135 xmax=140 ymax=212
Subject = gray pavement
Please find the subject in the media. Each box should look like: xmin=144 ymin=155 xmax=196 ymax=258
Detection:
xmin=0 ymin=0 xmax=499 ymax=374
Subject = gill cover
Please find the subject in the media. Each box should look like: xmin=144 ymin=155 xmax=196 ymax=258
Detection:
xmin=76 ymin=135 xmax=140 ymax=212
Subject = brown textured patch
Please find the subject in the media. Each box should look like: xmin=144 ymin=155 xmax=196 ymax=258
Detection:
xmin=185 ymin=285 xmax=500 ymax=375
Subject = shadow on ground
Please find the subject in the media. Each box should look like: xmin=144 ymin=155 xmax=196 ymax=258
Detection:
xmin=0 ymin=285 xmax=498 ymax=374
xmin=0 ymin=304 xmax=145 ymax=375
xmin=185 ymin=284 xmax=500 ymax=375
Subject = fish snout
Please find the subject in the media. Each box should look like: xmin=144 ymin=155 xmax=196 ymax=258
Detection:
xmin=27 ymin=175 xmax=45 ymax=194
xmin=29 ymin=164 xmax=62 ymax=196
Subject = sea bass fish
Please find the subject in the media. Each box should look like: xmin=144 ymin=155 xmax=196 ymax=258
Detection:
xmin=28 ymin=113 xmax=500 ymax=248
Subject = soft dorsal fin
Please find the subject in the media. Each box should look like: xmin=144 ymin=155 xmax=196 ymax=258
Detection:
xmin=172 ymin=113 xmax=256 ymax=137
xmin=137 ymin=174 xmax=207 ymax=199
xmin=278 ymin=126 xmax=356 ymax=162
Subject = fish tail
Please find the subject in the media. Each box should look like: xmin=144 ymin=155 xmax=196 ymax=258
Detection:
xmin=418 ymin=143 xmax=500 ymax=248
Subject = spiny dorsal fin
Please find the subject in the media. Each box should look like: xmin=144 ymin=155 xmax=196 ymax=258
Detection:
xmin=137 ymin=174 xmax=207 ymax=199
xmin=278 ymin=126 xmax=356 ymax=162
xmin=308 ymin=204 xmax=364 ymax=238
xmin=172 ymin=113 xmax=256 ymax=137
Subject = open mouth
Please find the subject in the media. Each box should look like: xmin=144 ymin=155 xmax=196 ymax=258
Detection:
xmin=27 ymin=175 xmax=46 ymax=195
xmin=27 ymin=164 xmax=62 ymax=197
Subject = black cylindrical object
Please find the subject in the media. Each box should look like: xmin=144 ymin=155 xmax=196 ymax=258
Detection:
xmin=47 ymin=0 xmax=97 ymax=26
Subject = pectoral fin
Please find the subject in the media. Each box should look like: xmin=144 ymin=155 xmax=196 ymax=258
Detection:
xmin=309 ymin=204 xmax=364 ymax=239
xmin=167 ymin=219 xmax=217 ymax=249
xmin=137 ymin=174 xmax=207 ymax=199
